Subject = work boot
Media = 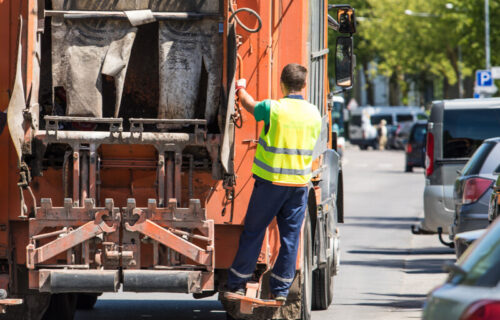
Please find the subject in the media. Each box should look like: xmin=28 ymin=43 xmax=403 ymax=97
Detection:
xmin=223 ymin=285 xmax=245 ymax=296
xmin=271 ymin=294 xmax=287 ymax=302
xmin=233 ymin=288 xmax=245 ymax=296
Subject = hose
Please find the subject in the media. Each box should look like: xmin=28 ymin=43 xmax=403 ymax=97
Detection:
xmin=229 ymin=2 xmax=262 ymax=33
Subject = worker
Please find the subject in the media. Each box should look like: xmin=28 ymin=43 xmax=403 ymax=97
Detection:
xmin=227 ymin=64 xmax=322 ymax=301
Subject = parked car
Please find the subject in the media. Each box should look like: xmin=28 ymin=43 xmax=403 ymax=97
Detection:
xmin=391 ymin=112 xmax=428 ymax=149
xmin=450 ymin=138 xmax=500 ymax=245
xmin=405 ymin=121 xmax=427 ymax=172
xmin=422 ymin=218 xmax=500 ymax=320
xmin=415 ymin=98 xmax=500 ymax=239
xmin=488 ymin=171 xmax=500 ymax=223
xmin=453 ymin=229 xmax=486 ymax=259
xmin=349 ymin=106 xmax=425 ymax=150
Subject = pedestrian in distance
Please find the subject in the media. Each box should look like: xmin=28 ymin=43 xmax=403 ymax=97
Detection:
xmin=227 ymin=63 xmax=322 ymax=301
xmin=378 ymin=119 xmax=387 ymax=150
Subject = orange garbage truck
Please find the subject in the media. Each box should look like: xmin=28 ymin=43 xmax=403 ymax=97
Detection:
xmin=0 ymin=1 xmax=355 ymax=319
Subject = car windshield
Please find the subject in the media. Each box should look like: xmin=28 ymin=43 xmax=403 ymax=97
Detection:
xmin=371 ymin=115 xmax=393 ymax=125
xmin=461 ymin=141 xmax=496 ymax=176
xmin=451 ymin=219 xmax=500 ymax=287
xmin=443 ymin=109 xmax=500 ymax=158
xmin=396 ymin=114 xmax=413 ymax=122
xmin=351 ymin=115 xmax=362 ymax=126
xmin=410 ymin=124 xmax=427 ymax=143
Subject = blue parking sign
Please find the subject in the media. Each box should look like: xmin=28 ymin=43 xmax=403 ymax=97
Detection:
xmin=476 ymin=70 xmax=493 ymax=87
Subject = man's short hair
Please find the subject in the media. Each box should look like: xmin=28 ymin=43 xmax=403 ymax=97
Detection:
xmin=280 ymin=63 xmax=307 ymax=92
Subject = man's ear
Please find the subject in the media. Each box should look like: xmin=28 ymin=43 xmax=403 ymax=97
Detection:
xmin=280 ymin=82 xmax=286 ymax=95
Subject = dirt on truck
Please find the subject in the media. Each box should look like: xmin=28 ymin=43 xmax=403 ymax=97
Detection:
xmin=0 ymin=1 xmax=354 ymax=319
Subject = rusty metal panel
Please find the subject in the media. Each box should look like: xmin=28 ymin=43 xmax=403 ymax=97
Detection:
xmin=51 ymin=20 xmax=136 ymax=117
xmin=158 ymin=19 xmax=221 ymax=125
xmin=52 ymin=1 xmax=219 ymax=12
xmin=7 ymin=22 xmax=26 ymax=165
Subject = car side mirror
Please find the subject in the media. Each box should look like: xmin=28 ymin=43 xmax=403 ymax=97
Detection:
xmin=494 ymin=164 xmax=500 ymax=175
xmin=337 ymin=7 xmax=356 ymax=34
xmin=335 ymin=37 xmax=353 ymax=88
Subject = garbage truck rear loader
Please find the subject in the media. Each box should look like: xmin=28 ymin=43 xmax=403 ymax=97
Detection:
xmin=0 ymin=1 xmax=355 ymax=319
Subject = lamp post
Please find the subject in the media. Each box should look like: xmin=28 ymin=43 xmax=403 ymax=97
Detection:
xmin=404 ymin=9 xmax=437 ymax=18
xmin=485 ymin=0 xmax=491 ymax=69
xmin=447 ymin=1 xmax=490 ymax=70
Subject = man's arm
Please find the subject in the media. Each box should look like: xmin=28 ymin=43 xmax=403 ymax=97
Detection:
xmin=237 ymin=88 xmax=258 ymax=115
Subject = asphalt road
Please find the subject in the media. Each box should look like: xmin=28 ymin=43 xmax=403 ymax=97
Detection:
xmin=75 ymin=146 xmax=455 ymax=320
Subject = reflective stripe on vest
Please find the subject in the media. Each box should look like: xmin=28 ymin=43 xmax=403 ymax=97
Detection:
xmin=252 ymin=98 xmax=321 ymax=185
xmin=253 ymin=158 xmax=312 ymax=176
xmin=258 ymin=138 xmax=314 ymax=156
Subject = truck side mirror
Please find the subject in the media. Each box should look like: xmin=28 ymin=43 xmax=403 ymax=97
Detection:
xmin=337 ymin=7 xmax=356 ymax=34
xmin=335 ymin=37 xmax=353 ymax=88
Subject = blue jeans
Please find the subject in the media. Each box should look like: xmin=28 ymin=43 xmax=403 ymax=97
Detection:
xmin=227 ymin=177 xmax=308 ymax=296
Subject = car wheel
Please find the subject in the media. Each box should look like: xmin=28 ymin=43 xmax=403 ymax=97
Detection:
xmin=405 ymin=164 xmax=413 ymax=172
xmin=359 ymin=145 xmax=368 ymax=150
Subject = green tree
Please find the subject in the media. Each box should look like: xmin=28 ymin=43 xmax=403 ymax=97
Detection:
xmin=330 ymin=0 xmax=500 ymax=104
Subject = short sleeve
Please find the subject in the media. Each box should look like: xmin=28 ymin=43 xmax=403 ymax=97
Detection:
xmin=253 ymin=100 xmax=271 ymax=126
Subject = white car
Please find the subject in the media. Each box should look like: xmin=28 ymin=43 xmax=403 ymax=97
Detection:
xmin=349 ymin=106 xmax=425 ymax=150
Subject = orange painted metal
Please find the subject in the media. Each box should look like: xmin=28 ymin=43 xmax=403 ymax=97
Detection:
xmin=0 ymin=299 xmax=23 ymax=313
xmin=224 ymin=291 xmax=284 ymax=308
xmin=125 ymin=209 xmax=213 ymax=267
xmin=26 ymin=210 xmax=119 ymax=269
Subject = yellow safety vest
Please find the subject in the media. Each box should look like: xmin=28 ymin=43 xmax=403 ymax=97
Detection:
xmin=252 ymin=98 xmax=322 ymax=185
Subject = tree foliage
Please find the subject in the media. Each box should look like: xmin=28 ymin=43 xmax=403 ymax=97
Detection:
xmin=328 ymin=0 xmax=500 ymax=100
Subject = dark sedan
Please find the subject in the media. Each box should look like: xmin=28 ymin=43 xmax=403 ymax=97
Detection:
xmin=451 ymin=138 xmax=500 ymax=256
xmin=404 ymin=121 xmax=427 ymax=172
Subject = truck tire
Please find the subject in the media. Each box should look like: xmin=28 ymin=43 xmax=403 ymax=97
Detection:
xmin=312 ymin=261 xmax=334 ymax=310
xmin=42 ymin=293 xmax=77 ymax=320
xmin=300 ymin=214 xmax=313 ymax=320
xmin=226 ymin=313 xmax=242 ymax=320
xmin=76 ymin=293 xmax=99 ymax=310
xmin=312 ymin=214 xmax=335 ymax=311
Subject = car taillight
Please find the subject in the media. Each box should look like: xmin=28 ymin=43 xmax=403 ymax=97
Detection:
xmin=462 ymin=178 xmax=494 ymax=204
xmin=460 ymin=300 xmax=500 ymax=320
xmin=425 ymin=132 xmax=434 ymax=176
xmin=406 ymin=143 xmax=412 ymax=153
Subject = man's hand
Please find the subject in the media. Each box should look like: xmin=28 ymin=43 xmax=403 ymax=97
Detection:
xmin=235 ymin=79 xmax=247 ymax=93
xmin=235 ymin=79 xmax=257 ymax=115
